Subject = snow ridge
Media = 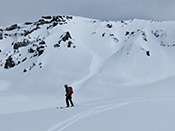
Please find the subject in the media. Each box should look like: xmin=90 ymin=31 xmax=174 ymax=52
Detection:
xmin=0 ymin=15 xmax=175 ymax=95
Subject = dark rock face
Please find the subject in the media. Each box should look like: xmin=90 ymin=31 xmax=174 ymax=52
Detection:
xmin=61 ymin=32 xmax=72 ymax=42
xmin=6 ymin=24 xmax=18 ymax=31
xmin=28 ymin=48 xmax=35 ymax=53
xmin=142 ymin=31 xmax=147 ymax=42
xmin=13 ymin=39 xmax=30 ymax=50
xmin=54 ymin=44 xmax=60 ymax=48
xmin=0 ymin=32 xmax=3 ymax=40
xmin=0 ymin=15 xmax=76 ymax=72
xmin=4 ymin=56 xmax=16 ymax=69
xmin=28 ymin=41 xmax=47 ymax=57
xmin=39 ymin=41 xmax=46 ymax=45
xmin=34 ymin=15 xmax=73 ymax=27
xmin=23 ymin=26 xmax=40 ymax=36
xmin=36 ymin=46 xmax=45 ymax=56
xmin=151 ymin=30 xmax=165 ymax=38
xmin=54 ymin=31 xmax=75 ymax=48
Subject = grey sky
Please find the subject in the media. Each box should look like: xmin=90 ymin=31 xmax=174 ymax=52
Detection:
xmin=0 ymin=0 xmax=175 ymax=26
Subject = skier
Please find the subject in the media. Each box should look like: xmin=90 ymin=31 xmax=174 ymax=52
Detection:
xmin=64 ymin=84 xmax=74 ymax=108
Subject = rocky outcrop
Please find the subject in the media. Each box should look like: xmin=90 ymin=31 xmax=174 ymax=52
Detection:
xmin=13 ymin=39 xmax=30 ymax=50
xmin=54 ymin=31 xmax=75 ymax=48
xmin=4 ymin=56 xmax=16 ymax=69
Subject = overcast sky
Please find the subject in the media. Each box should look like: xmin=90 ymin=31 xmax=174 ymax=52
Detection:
xmin=0 ymin=0 xmax=175 ymax=26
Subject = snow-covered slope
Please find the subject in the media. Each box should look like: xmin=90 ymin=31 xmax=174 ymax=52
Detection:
xmin=0 ymin=16 xmax=175 ymax=96
xmin=0 ymin=15 xmax=175 ymax=131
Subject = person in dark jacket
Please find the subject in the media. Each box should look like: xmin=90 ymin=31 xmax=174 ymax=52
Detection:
xmin=64 ymin=84 xmax=74 ymax=108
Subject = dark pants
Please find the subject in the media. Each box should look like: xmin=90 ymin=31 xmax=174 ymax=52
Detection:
xmin=66 ymin=95 xmax=74 ymax=107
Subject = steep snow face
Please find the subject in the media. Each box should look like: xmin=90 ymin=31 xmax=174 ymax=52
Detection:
xmin=0 ymin=16 xmax=175 ymax=96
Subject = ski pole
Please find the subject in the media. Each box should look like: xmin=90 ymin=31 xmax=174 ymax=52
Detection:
xmin=73 ymin=101 xmax=78 ymax=107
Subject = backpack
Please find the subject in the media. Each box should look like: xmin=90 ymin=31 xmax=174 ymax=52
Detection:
xmin=69 ymin=87 xmax=73 ymax=94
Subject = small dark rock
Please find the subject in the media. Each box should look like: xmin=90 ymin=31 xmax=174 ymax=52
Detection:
xmin=17 ymin=61 xmax=20 ymax=65
xmin=106 ymin=24 xmax=112 ymax=28
xmin=39 ymin=41 xmax=46 ymax=45
xmin=67 ymin=41 xmax=73 ymax=48
xmin=143 ymin=37 xmax=147 ymax=42
xmin=25 ymin=22 xmax=33 ymax=25
xmin=146 ymin=51 xmax=150 ymax=56
xmin=54 ymin=44 xmax=60 ymax=48
xmin=22 ymin=57 xmax=27 ymax=62
xmin=142 ymin=32 xmax=147 ymax=41
xmin=130 ymin=31 xmax=135 ymax=35
xmin=151 ymin=30 xmax=161 ymax=38
xmin=42 ymin=16 xmax=52 ymax=19
xmin=23 ymin=69 xmax=27 ymax=73
xmin=102 ymin=33 xmax=105 ymax=37
xmin=53 ymin=22 xmax=58 ymax=27
xmin=125 ymin=31 xmax=130 ymax=36
xmin=4 ymin=33 xmax=8 ymax=36
xmin=28 ymin=48 xmax=35 ymax=53
xmin=0 ymin=33 xmax=3 ymax=40
xmin=66 ymin=16 xmax=73 ymax=19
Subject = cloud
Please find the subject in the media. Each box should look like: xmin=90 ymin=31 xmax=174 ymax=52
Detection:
xmin=0 ymin=0 xmax=175 ymax=26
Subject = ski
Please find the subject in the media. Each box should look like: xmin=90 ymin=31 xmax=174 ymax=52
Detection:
xmin=60 ymin=107 xmax=66 ymax=109
xmin=56 ymin=106 xmax=65 ymax=109
xmin=56 ymin=106 xmax=75 ymax=109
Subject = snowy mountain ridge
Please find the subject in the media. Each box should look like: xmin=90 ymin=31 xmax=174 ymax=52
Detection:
xmin=0 ymin=15 xmax=175 ymax=96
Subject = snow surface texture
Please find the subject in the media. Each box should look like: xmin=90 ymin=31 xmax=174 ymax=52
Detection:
xmin=0 ymin=15 xmax=175 ymax=131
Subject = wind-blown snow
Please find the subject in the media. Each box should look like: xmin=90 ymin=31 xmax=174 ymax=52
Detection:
xmin=0 ymin=16 xmax=175 ymax=131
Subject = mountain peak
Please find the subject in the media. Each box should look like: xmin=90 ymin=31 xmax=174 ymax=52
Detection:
xmin=0 ymin=15 xmax=175 ymax=94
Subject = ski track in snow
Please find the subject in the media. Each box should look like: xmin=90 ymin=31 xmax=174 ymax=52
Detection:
xmin=47 ymin=96 xmax=175 ymax=131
